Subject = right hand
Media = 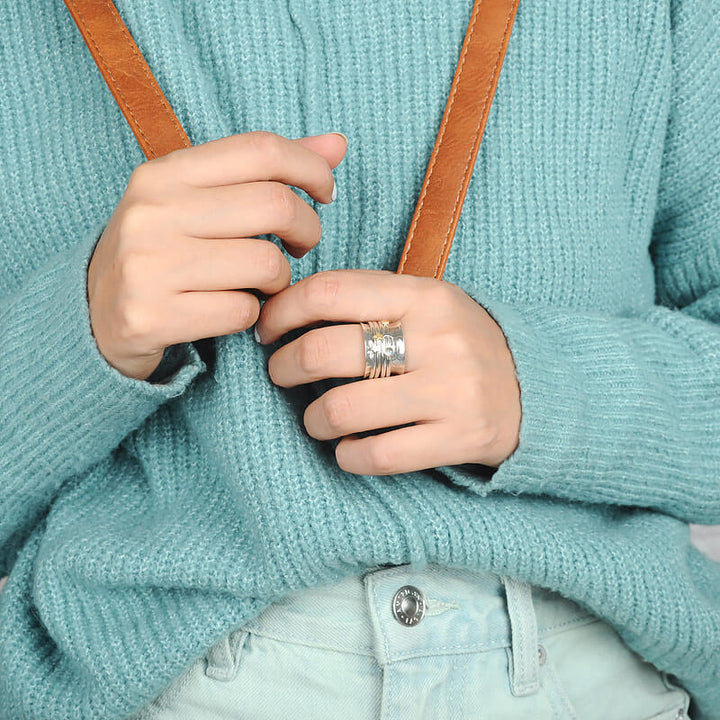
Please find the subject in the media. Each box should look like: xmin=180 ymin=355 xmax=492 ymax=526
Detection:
xmin=87 ymin=130 xmax=348 ymax=381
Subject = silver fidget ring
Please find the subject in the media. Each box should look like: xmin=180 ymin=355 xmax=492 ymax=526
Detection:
xmin=360 ymin=320 xmax=406 ymax=379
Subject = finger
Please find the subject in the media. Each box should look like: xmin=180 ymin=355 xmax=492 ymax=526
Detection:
xmin=257 ymin=269 xmax=423 ymax=344
xmin=335 ymin=422 xmax=465 ymax=476
xmin=162 ymin=131 xmax=343 ymax=204
xmin=268 ymin=322 xmax=425 ymax=386
xmin=164 ymin=237 xmax=291 ymax=295
xmin=179 ymin=182 xmax=322 ymax=257
xmin=293 ymin=133 xmax=348 ymax=170
xmin=156 ymin=290 xmax=261 ymax=346
xmin=268 ymin=324 xmax=364 ymax=387
xmin=303 ymin=372 xmax=440 ymax=441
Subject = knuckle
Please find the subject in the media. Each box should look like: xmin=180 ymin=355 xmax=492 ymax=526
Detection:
xmin=256 ymin=242 xmax=286 ymax=282
xmin=464 ymin=420 xmax=498 ymax=455
xmin=115 ymin=300 xmax=151 ymax=346
xmin=118 ymin=202 xmax=154 ymax=245
xmin=265 ymin=182 xmax=297 ymax=228
xmin=298 ymin=330 xmax=330 ymax=375
xmin=368 ymin=440 xmax=396 ymax=475
xmin=322 ymin=390 xmax=353 ymax=433
xmin=115 ymin=248 xmax=148 ymax=290
xmin=442 ymin=328 xmax=473 ymax=358
xmin=438 ymin=277 xmax=463 ymax=295
xmin=247 ymin=130 xmax=283 ymax=163
xmin=156 ymin=146 xmax=184 ymax=166
xmin=430 ymin=279 xmax=459 ymax=307
xmin=234 ymin=294 xmax=261 ymax=331
xmin=126 ymin=164 xmax=148 ymax=195
xmin=303 ymin=271 xmax=340 ymax=311
xmin=126 ymin=161 xmax=161 ymax=197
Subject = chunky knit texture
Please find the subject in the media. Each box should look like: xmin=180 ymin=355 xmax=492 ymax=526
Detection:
xmin=1 ymin=0 xmax=719 ymax=717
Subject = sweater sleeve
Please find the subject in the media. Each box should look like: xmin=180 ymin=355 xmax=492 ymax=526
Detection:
xmin=0 ymin=220 xmax=206 ymax=576
xmin=443 ymin=0 xmax=720 ymax=525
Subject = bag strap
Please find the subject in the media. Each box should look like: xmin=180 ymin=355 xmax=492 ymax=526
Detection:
xmin=398 ymin=0 xmax=520 ymax=279
xmin=64 ymin=0 xmax=520 ymax=280
xmin=63 ymin=0 xmax=191 ymax=159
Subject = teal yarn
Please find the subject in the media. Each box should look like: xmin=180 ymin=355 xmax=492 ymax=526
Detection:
xmin=1 ymin=0 xmax=719 ymax=717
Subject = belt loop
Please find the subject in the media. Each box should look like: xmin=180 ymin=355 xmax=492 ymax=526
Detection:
xmin=204 ymin=627 xmax=249 ymax=682
xmin=501 ymin=576 xmax=540 ymax=696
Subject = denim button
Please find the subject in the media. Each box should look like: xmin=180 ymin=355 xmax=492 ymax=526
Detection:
xmin=538 ymin=645 xmax=547 ymax=666
xmin=392 ymin=585 xmax=425 ymax=627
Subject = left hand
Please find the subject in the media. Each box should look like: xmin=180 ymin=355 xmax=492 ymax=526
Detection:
xmin=254 ymin=269 xmax=521 ymax=475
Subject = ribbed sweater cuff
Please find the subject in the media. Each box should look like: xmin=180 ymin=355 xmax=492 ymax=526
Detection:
xmin=49 ymin=219 xmax=206 ymax=421
xmin=2 ymin=221 xmax=206 ymax=481
xmin=440 ymin=288 xmax=720 ymax=524
xmin=476 ymin=295 xmax=589 ymax=495
xmin=440 ymin=293 xmax=587 ymax=501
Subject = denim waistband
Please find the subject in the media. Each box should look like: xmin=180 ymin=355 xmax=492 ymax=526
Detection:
xmin=240 ymin=563 xmax=598 ymax=661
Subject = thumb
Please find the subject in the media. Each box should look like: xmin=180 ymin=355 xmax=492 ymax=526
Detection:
xmin=293 ymin=132 xmax=349 ymax=170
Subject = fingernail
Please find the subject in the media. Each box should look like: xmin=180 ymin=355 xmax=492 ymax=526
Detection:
xmin=331 ymin=177 xmax=337 ymax=202
xmin=328 ymin=131 xmax=348 ymax=146
xmin=254 ymin=326 xmax=262 ymax=343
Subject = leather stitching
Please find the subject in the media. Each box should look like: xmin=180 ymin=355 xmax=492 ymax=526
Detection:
xmin=67 ymin=0 xmax=190 ymax=158
xmin=104 ymin=1 xmax=190 ymax=151
xmin=431 ymin=0 xmax=516 ymax=279
xmin=398 ymin=0 xmax=517 ymax=279
xmin=398 ymin=0 xmax=485 ymax=275
xmin=67 ymin=1 xmax=158 ymax=156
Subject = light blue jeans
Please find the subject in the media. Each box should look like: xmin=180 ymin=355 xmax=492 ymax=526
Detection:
xmin=132 ymin=564 xmax=692 ymax=719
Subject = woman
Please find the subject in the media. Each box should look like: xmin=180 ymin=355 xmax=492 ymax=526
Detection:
xmin=0 ymin=0 xmax=718 ymax=718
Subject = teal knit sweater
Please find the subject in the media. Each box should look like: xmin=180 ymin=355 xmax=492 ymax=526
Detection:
xmin=1 ymin=0 xmax=719 ymax=717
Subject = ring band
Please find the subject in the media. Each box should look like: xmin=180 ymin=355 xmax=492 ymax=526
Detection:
xmin=360 ymin=320 xmax=406 ymax=379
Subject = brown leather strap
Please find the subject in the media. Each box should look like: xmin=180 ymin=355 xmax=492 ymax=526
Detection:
xmin=63 ymin=0 xmax=191 ymax=159
xmin=397 ymin=0 xmax=521 ymax=279
xmin=64 ymin=0 xmax=519 ymax=279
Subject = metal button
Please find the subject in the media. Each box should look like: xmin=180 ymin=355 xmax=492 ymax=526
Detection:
xmin=392 ymin=585 xmax=425 ymax=627
xmin=538 ymin=645 xmax=547 ymax=666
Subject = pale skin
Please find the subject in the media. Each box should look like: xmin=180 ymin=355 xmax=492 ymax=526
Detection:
xmin=255 ymin=270 xmax=522 ymax=474
xmin=88 ymin=130 xmax=345 ymax=381
xmin=88 ymin=130 xmax=522 ymax=476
